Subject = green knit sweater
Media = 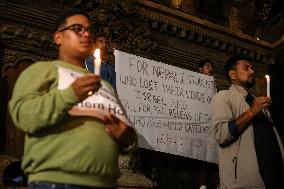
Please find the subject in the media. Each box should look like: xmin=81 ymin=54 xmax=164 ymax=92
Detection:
xmin=9 ymin=60 xmax=133 ymax=187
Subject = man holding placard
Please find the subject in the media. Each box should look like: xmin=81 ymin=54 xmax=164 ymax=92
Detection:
xmin=210 ymin=56 xmax=284 ymax=189
xmin=197 ymin=59 xmax=219 ymax=189
xmin=9 ymin=9 xmax=137 ymax=189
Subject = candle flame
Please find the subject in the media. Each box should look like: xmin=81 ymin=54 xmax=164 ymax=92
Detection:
xmin=265 ymin=75 xmax=270 ymax=80
xmin=94 ymin=49 xmax=100 ymax=59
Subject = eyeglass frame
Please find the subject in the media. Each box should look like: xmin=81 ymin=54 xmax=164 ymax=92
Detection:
xmin=57 ymin=23 xmax=93 ymax=36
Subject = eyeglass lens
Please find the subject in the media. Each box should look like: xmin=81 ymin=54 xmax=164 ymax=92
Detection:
xmin=59 ymin=24 xmax=92 ymax=35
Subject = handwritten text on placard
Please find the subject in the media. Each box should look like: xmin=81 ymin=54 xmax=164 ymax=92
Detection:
xmin=115 ymin=50 xmax=218 ymax=163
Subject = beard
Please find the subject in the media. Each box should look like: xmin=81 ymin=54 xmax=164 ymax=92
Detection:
xmin=243 ymin=76 xmax=256 ymax=88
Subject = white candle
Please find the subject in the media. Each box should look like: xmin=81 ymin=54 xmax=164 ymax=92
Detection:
xmin=94 ymin=48 xmax=101 ymax=76
xmin=265 ymin=75 xmax=270 ymax=97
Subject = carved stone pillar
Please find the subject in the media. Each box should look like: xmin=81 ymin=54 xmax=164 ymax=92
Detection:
xmin=228 ymin=6 xmax=241 ymax=33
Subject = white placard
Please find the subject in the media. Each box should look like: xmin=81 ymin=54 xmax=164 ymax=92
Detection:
xmin=115 ymin=50 xmax=218 ymax=163
xmin=57 ymin=65 xmax=131 ymax=126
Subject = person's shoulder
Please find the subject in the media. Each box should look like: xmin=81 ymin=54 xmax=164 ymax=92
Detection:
xmin=215 ymin=89 xmax=229 ymax=97
xmin=26 ymin=61 xmax=57 ymax=70
xmin=212 ymin=89 xmax=230 ymax=102
xmin=20 ymin=61 xmax=58 ymax=77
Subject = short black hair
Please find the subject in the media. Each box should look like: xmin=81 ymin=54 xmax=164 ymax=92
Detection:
xmin=198 ymin=59 xmax=213 ymax=68
xmin=94 ymin=33 xmax=109 ymax=40
xmin=224 ymin=55 xmax=252 ymax=81
xmin=54 ymin=9 xmax=90 ymax=33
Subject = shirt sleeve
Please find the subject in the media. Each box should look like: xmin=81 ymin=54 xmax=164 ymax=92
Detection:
xmin=210 ymin=91 xmax=237 ymax=147
xmin=9 ymin=62 xmax=79 ymax=134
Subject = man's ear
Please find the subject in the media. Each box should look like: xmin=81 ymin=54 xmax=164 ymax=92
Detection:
xmin=199 ymin=67 xmax=203 ymax=73
xmin=53 ymin=32 xmax=62 ymax=46
xmin=229 ymin=70 xmax=236 ymax=80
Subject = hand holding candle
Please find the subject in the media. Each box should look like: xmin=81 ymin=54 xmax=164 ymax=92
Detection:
xmin=94 ymin=48 xmax=101 ymax=76
xmin=265 ymin=75 xmax=270 ymax=97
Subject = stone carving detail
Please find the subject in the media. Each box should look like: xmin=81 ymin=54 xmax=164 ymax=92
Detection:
xmin=1 ymin=25 xmax=53 ymax=46
xmin=0 ymin=24 xmax=56 ymax=77
xmin=1 ymin=50 xmax=50 ymax=78
xmin=52 ymin=0 xmax=274 ymax=64
xmin=254 ymin=0 xmax=274 ymax=25
xmin=78 ymin=1 xmax=158 ymax=54
xmin=139 ymin=2 xmax=274 ymax=65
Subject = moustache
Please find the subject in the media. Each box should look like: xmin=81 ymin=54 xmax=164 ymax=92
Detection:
xmin=249 ymin=75 xmax=255 ymax=80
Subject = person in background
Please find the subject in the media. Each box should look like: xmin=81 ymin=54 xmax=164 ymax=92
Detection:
xmin=197 ymin=59 xmax=219 ymax=189
xmin=85 ymin=34 xmax=116 ymax=90
xmin=198 ymin=59 xmax=214 ymax=76
xmin=9 ymin=9 xmax=137 ymax=189
xmin=210 ymin=56 xmax=284 ymax=189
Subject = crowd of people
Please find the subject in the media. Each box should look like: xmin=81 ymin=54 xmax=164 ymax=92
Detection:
xmin=7 ymin=8 xmax=284 ymax=189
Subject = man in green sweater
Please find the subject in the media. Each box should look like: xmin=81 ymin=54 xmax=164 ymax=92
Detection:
xmin=9 ymin=9 xmax=137 ymax=189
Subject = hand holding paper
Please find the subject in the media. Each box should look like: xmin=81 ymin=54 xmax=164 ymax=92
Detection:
xmin=104 ymin=114 xmax=136 ymax=147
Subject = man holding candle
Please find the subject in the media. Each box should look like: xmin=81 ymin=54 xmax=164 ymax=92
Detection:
xmin=9 ymin=9 xmax=137 ymax=189
xmin=210 ymin=56 xmax=284 ymax=189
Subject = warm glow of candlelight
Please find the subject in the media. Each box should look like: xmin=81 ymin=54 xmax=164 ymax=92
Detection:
xmin=94 ymin=48 xmax=101 ymax=76
xmin=265 ymin=75 xmax=270 ymax=97
xmin=94 ymin=49 xmax=100 ymax=59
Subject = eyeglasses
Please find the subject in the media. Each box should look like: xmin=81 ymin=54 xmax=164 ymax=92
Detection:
xmin=58 ymin=24 xmax=92 ymax=36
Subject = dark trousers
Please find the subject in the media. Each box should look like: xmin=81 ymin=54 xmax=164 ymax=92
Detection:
xmin=28 ymin=181 xmax=116 ymax=189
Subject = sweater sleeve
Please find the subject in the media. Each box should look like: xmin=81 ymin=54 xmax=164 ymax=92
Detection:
xmin=210 ymin=91 xmax=235 ymax=147
xmin=9 ymin=62 xmax=79 ymax=134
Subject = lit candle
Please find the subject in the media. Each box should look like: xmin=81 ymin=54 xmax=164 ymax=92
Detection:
xmin=265 ymin=75 xmax=270 ymax=97
xmin=94 ymin=48 xmax=101 ymax=76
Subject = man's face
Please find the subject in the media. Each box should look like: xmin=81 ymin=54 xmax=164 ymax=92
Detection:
xmin=199 ymin=62 xmax=214 ymax=76
xmin=95 ymin=37 xmax=108 ymax=50
xmin=54 ymin=14 xmax=92 ymax=58
xmin=94 ymin=36 xmax=108 ymax=59
xmin=230 ymin=60 xmax=255 ymax=89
